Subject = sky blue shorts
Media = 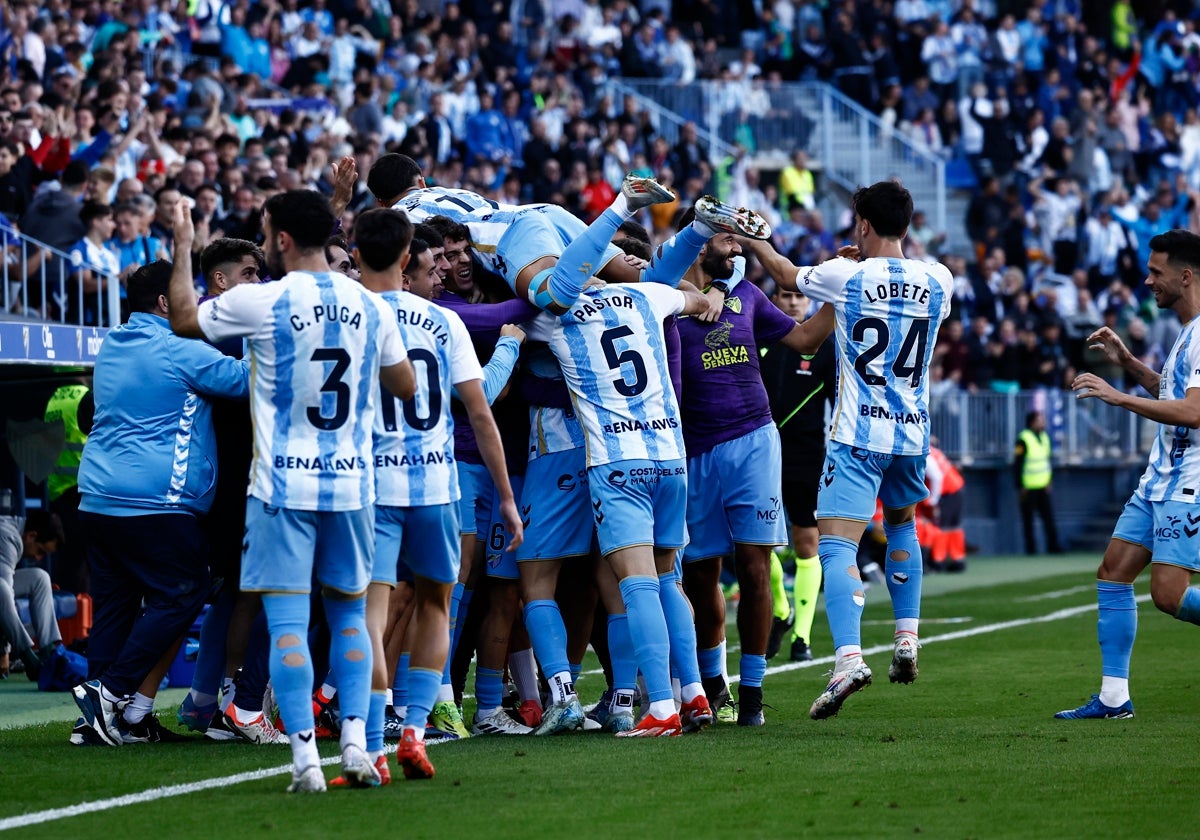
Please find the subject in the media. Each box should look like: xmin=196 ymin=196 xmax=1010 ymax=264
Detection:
xmin=517 ymin=448 xmax=595 ymax=562
xmin=684 ymin=423 xmax=787 ymax=561
xmin=496 ymin=205 xmax=623 ymax=293
xmin=588 ymin=458 xmax=687 ymax=556
xmin=815 ymin=441 xmax=929 ymax=523
xmin=1112 ymin=492 xmax=1200 ymax=572
xmin=372 ymin=503 xmax=461 ymax=586
xmin=457 ymin=461 xmax=494 ymax=538
xmin=241 ymin=498 xmax=373 ymax=595
xmin=484 ymin=475 xmax=524 ymax=580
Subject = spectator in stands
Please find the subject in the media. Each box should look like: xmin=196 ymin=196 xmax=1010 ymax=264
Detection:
xmin=778 ymin=149 xmax=815 ymax=213
xmin=69 ymin=202 xmax=120 ymax=326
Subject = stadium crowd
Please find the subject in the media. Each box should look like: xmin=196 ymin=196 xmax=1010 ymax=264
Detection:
xmin=0 ymin=0 xmax=1198 ymax=784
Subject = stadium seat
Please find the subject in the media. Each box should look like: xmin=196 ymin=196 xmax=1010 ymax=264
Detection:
xmin=14 ymin=591 xmax=92 ymax=645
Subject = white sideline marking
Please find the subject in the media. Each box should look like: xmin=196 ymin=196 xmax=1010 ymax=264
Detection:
xmin=0 ymin=595 xmax=1150 ymax=832
xmin=862 ymin=616 xmax=973 ymax=626
xmin=1017 ymin=585 xmax=1095 ymax=602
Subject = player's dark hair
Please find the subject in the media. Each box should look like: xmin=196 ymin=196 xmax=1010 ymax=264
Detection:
xmin=423 ymin=214 xmax=471 ymax=245
xmin=617 ymin=219 xmax=651 ymax=244
xmin=1148 ymin=229 xmax=1200 ymax=272
xmin=23 ymin=509 xmax=65 ymax=545
xmin=367 ymin=153 xmax=423 ymax=203
xmin=126 ymin=260 xmax=173 ymax=313
xmin=263 ymin=190 xmax=335 ymax=251
xmin=355 ymin=207 xmax=415 ymax=272
xmin=852 ymin=180 xmax=913 ymax=239
xmin=199 ymin=238 xmax=263 ymax=284
xmin=613 ymin=236 xmax=651 ymax=261
xmin=79 ymin=200 xmax=113 ymax=228
xmin=407 ymin=237 xmax=430 ymax=267
xmin=412 ymin=222 xmax=443 ymax=249
xmin=675 ymin=205 xmax=696 ymax=232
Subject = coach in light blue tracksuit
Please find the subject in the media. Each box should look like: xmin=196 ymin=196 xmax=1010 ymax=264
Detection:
xmin=76 ymin=261 xmax=248 ymax=739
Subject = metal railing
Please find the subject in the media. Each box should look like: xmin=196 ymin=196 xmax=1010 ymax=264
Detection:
xmin=2 ymin=227 xmax=121 ymax=328
xmin=930 ymin=388 xmax=1148 ymax=467
xmin=611 ymin=79 xmax=947 ymax=235
xmin=605 ymin=80 xmax=739 ymax=166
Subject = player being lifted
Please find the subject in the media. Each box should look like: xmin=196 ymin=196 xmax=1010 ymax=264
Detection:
xmin=364 ymin=153 xmax=769 ymax=317
xmin=748 ymin=180 xmax=953 ymax=719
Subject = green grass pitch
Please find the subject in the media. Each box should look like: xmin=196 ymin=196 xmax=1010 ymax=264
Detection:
xmin=1 ymin=554 xmax=1197 ymax=838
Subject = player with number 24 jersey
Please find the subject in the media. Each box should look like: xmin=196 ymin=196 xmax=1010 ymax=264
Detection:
xmin=796 ymin=256 xmax=953 ymax=456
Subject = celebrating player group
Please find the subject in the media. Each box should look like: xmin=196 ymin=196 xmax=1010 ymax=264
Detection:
xmin=70 ymin=155 xmax=1055 ymax=794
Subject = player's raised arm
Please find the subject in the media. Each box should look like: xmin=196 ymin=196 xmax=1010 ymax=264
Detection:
xmin=778 ymin=302 xmax=835 ymax=355
xmin=742 ymin=237 xmax=803 ymax=291
xmin=168 ymin=199 xmax=204 ymax=338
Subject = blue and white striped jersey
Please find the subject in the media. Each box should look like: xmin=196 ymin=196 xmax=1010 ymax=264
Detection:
xmin=198 ymin=271 xmax=407 ymax=512
xmin=796 ymin=256 xmax=953 ymax=456
xmin=530 ymin=283 xmax=687 ymax=467
xmin=395 ymin=186 xmax=547 ymax=275
xmin=373 ymin=291 xmax=483 ymax=507
xmin=1137 ymin=315 xmax=1200 ymax=503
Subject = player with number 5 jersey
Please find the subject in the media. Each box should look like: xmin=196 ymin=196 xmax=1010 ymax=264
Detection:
xmin=749 ymin=181 xmax=953 ymax=722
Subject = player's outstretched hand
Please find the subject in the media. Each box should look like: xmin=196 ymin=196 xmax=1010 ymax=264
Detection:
xmin=500 ymin=324 xmax=526 ymax=344
xmin=1072 ymin=372 xmax=1119 ymax=404
xmin=499 ymin=498 xmax=524 ymax=551
xmin=837 ymin=245 xmax=861 ymax=261
xmin=330 ymin=155 xmax=358 ymax=216
xmin=1086 ymin=326 xmax=1129 ymax=366
xmin=173 ymin=196 xmax=195 ymax=253
xmin=697 ymin=286 xmax=725 ymax=323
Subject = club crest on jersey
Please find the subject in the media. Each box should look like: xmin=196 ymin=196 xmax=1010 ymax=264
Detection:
xmin=701 ymin=321 xmax=748 ymax=370
xmin=723 ymin=296 xmax=743 ymax=314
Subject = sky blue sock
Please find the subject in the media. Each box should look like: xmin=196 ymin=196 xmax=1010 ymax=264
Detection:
xmin=367 ymin=691 xmax=386 ymax=753
xmin=697 ymin=645 xmax=723 ymax=679
xmin=607 ymin=613 xmax=638 ymax=692
xmin=392 ymin=652 xmax=409 ymax=707
xmin=523 ymin=599 xmax=570 ymax=679
xmin=475 ymin=666 xmax=504 ymax=714
xmin=1178 ymin=586 xmax=1200 ymax=625
xmin=405 ymin=667 xmax=442 ymax=733
xmin=819 ymin=535 xmax=864 ymax=649
xmin=569 ymin=662 xmax=582 ymax=684
xmin=641 ymin=225 xmax=708 ymax=287
xmin=883 ymin=520 xmax=923 ymax=621
xmin=262 ymin=593 xmax=314 ymax=735
xmin=323 ymin=595 xmax=371 ymax=723
xmin=1097 ymin=581 xmax=1137 ymax=678
xmin=739 ymin=653 xmax=767 ymax=688
xmin=547 ymin=208 xmax=624 ymax=304
xmin=618 ymin=575 xmax=673 ymax=703
xmin=659 ymin=571 xmax=701 ymax=686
